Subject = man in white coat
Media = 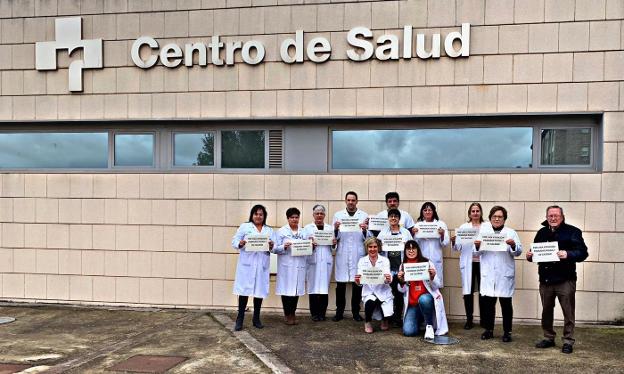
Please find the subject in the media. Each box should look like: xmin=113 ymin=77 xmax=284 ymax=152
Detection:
xmin=332 ymin=191 xmax=369 ymax=322
xmin=374 ymin=192 xmax=416 ymax=234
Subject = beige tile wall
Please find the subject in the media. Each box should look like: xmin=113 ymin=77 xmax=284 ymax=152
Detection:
xmin=0 ymin=0 xmax=622 ymax=322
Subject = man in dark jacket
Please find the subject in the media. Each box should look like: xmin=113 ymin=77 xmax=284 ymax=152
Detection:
xmin=527 ymin=205 xmax=588 ymax=354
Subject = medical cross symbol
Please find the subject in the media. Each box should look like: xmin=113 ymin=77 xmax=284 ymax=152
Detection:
xmin=35 ymin=17 xmax=103 ymax=92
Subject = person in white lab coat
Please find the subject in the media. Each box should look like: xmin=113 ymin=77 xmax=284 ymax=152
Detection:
xmin=475 ymin=205 xmax=522 ymax=342
xmin=355 ymin=237 xmax=393 ymax=333
xmin=332 ymin=191 xmax=369 ymax=322
xmin=231 ymin=204 xmax=275 ymax=331
xmin=274 ymin=207 xmax=308 ymax=325
xmin=374 ymin=192 xmax=416 ymax=233
xmin=375 ymin=208 xmax=413 ymax=328
xmin=413 ymin=202 xmax=450 ymax=287
xmin=303 ymin=204 xmax=336 ymax=322
xmin=397 ymin=240 xmax=449 ymax=339
xmin=451 ymin=202 xmax=485 ymax=330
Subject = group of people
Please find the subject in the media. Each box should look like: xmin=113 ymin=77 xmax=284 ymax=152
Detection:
xmin=231 ymin=192 xmax=588 ymax=354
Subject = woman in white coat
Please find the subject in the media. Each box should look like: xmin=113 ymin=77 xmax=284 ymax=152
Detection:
xmin=231 ymin=204 xmax=275 ymax=331
xmin=451 ymin=202 xmax=485 ymax=330
xmin=413 ymin=202 xmax=450 ymax=287
xmin=475 ymin=205 xmax=522 ymax=342
xmin=397 ymin=240 xmax=449 ymax=340
xmin=303 ymin=204 xmax=336 ymax=322
xmin=274 ymin=207 xmax=308 ymax=325
xmin=354 ymin=237 xmax=393 ymax=333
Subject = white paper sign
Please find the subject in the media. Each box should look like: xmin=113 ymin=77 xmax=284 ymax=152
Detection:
xmin=245 ymin=234 xmax=269 ymax=252
xmin=291 ymin=239 xmax=313 ymax=256
xmin=339 ymin=218 xmax=360 ymax=232
xmin=456 ymin=227 xmax=479 ymax=243
xmin=360 ymin=267 xmax=385 ymax=285
xmin=313 ymin=230 xmax=334 ymax=246
xmin=415 ymin=222 xmax=439 ymax=239
xmin=479 ymin=234 xmax=507 ymax=252
xmin=368 ymin=216 xmax=389 ymax=231
xmin=381 ymin=236 xmax=404 ymax=252
xmin=531 ymin=242 xmax=560 ymax=263
xmin=403 ymin=262 xmax=430 ymax=281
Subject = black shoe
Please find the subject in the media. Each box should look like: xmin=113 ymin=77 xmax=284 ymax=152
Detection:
xmin=319 ymin=316 xmax=326 ymax=321
xmin=502 ymin=333 xmax=512 ymax=343
xmin=234 ymin=320 xmax=243 ymax=331
xmin=535 ymin=339 xmax=556 ymax=349
xmin=392 ymin=319 xmax=403 ymax=328
xmin=464 ymin=320 xmax=474 ymax=330
xmin=252 ymin=319 xmax=264 ymax=329
xmin=481 ymin=330 xmax=494 ymax=340
xmin=311 ymin=315 xmax=320 ymax=322
xmin=562 ymin=343 xmax=573 ymax=354
xmin=352 ymin=314 xmax=364 ymax=322
xmin=332 ymin=314 xmax=344 ymax=322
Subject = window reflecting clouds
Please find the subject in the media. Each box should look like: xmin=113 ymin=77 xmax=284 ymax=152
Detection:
xmin=114 ymin=133 xmax=154 ymax=167
xmin=332 ymin=128 xmax=533 ymax=169
xmin=0 ymin=132 xmax=108 ymax=168
xmin=174 ymin=133 xmax=215 ymax=166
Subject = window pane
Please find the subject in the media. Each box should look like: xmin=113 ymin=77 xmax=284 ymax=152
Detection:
xmin=0 ymin=132 xmax=108 ymax=168
xmin=114 ymin=134 xmax=154 ymax=166
xmin=540 ymin=128 xmax=591 ymax=166
xmin=221 ymin=130 xmax=265 ymax=168
xmin=174 ymin=133 xmax=215 ymax=166
xmin=332 ymin=128 xmax=533 ymax=169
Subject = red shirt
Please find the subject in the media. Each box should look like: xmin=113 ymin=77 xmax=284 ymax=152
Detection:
xmin=406 ymin=259 xmax=428 ymax=306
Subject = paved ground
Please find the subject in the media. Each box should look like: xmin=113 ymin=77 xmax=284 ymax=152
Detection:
xmin=0 ymin=303 xmax=622 ymax=373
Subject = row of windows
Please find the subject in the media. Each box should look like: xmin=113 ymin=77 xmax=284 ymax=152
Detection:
xmin=0 ymin=119 xmax=598 ymax=171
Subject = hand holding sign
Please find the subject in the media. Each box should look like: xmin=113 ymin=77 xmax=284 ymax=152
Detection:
xmin=245 ymin=234 xmax=270 ymax=251
xmin=530 ymin=242 xmax=560 ymax=262
xmin=403 ymin=262 xmax=430 ymax=281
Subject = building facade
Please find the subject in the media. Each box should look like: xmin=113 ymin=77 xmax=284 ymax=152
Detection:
xmin=0 ymin=0 xmax=623 ymax=323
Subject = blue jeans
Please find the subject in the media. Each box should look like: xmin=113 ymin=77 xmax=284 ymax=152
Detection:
xmin=403 ymin=293 xmax=435 ymax=337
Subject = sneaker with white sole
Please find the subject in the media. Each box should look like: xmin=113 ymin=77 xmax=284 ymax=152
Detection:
xmin=424 ymin=324 xmax=435 ymax=340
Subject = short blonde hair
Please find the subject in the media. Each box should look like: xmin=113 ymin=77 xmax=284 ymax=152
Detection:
xmin=363 ymin=236 xmax=381 ymax=254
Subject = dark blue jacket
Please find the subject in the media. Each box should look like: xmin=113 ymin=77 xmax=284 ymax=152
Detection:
xmin=532 ymin=221 xmax=588 ymax=284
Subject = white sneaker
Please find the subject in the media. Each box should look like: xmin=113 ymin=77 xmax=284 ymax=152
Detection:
xmin=424 ymin=324 xmax=435 ymax=340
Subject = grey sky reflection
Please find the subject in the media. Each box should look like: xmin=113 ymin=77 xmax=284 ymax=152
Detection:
xmin=114 ymin=134 xmax=154 ymax=166
xmin=332 ymin=128 xmax=533 ymax=169
xmin=174 ymin=133 xmax=214 ymax=166
xmin=0 ymin=133 xmax=108 ymax=168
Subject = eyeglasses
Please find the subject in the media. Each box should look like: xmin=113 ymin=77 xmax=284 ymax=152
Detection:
xmin=406 ymin=247 xmax=417 ymax=251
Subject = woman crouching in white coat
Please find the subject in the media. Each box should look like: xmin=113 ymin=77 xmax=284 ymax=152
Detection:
xmin=475 ymin=205 xmax=522 ymax=343
xmin=397 ymin=240 xmax=449 ymax=340
xmin=354 ymin=237 xmax=393 ymax=333
xmin=232 ymin=204 xmax=275 ymax=331
xmin=274 ymin=207 xmax=308 ymax=326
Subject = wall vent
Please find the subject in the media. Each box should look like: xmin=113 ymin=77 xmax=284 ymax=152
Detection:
xmin=268 ymin=129 xmax=283 ymax=169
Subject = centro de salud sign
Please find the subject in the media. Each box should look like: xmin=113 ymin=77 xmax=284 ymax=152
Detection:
xmin=36 ymin=17 xmax=471 ymax=92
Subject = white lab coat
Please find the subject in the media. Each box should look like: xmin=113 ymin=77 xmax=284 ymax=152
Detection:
xmin=357 ymin=255 xmax=394 ymax=317
xmin=377 ymin=226 xmax=413 ymax=273
xmin=476 ymin=222 xmax=522 ymax=298
xmin=274 ymin=225 xmax=308 ymax=297
xmin=376 ymin=209 xmax=416 ymax=230
xmin=397 ymin=261 xmax=449 ymax=336
xmin=452 ymin=222 xmax=482 ymax=295
xmin=333 ymin=209 xmax=369 ymax=282
xmin=414 ymin=219 xmax=450 ymax=287
xmin=231 ymin=222 xmax=274 ymax=299
xmin=303 ymin=222 xmax=334 ymax=295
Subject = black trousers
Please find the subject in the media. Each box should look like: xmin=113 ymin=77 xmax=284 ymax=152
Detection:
xmin=464 ymin=262 xmax=484 ymax=323
xmin=390 ymin=274 xmax=404 ymax=322
xmin=309 ymin=294 xmax=329 ymax=318
xmin=335 ymin=282 xmax=362 ymax=316
xmin=364 ymin=299 xmax=390 ymax=323
xmin=281 ymin=295 xmax=299 ymax=316
xmin=481 ymin=295 xmax=513 ymax=334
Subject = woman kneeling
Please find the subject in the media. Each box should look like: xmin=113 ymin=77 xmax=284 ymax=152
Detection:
xmin=355 ymin=237 xmax=393 ymax=333
xmin=397 ymin=240 xmax=449 ymax=340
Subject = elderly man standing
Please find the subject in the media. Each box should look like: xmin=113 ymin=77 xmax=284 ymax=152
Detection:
xmin=527 ymin=205 xmax=588 ymax=354
xmin=332 ymin=191 xmax=369 ymax=322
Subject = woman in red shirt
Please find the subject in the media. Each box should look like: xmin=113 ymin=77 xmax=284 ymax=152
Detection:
xmin=397 ymin=240 xmax=442 ymax=340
